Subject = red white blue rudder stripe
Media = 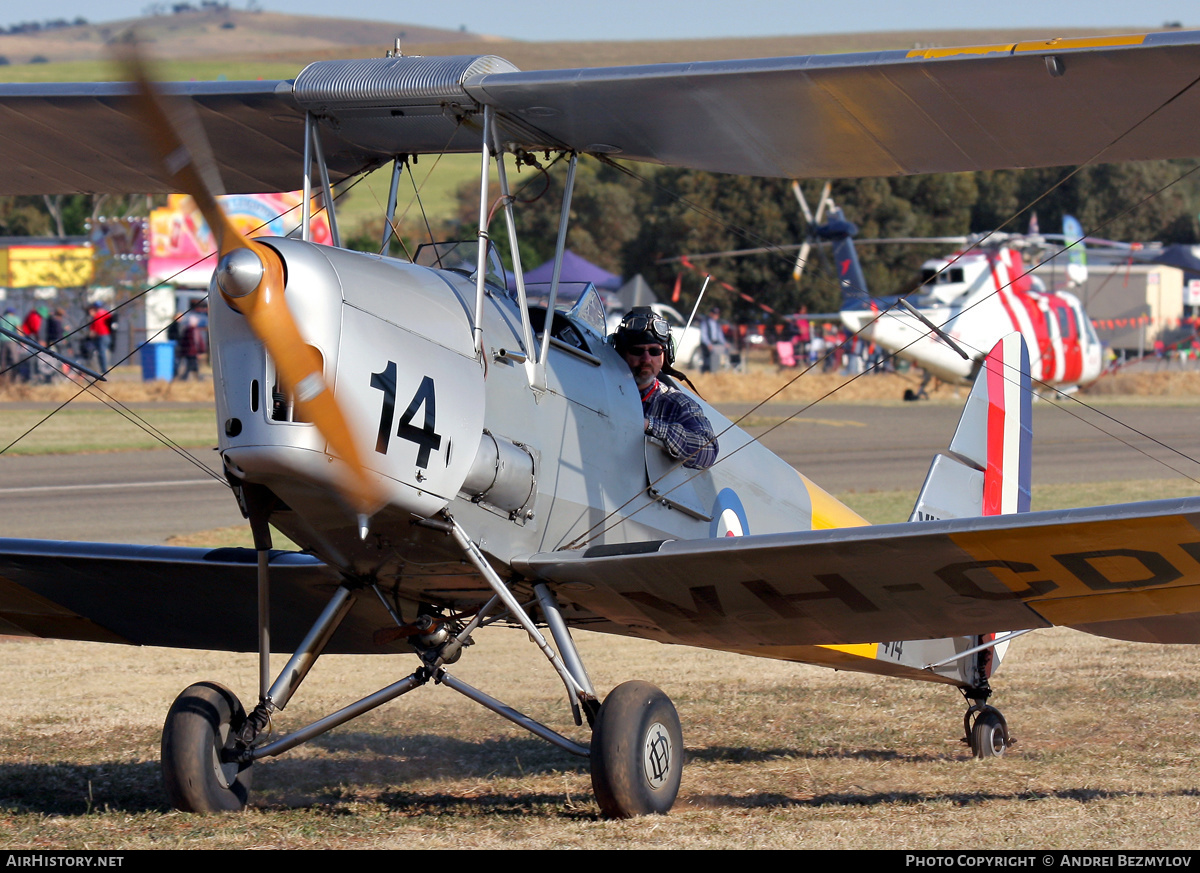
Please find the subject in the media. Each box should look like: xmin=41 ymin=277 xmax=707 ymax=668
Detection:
xmin=910 ymin=333 xmax=1032 ymax=522
xmin=981 ymin=333 xmax=1032 ymax=515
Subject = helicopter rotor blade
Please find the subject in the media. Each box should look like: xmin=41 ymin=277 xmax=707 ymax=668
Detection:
xmin=791 ymin=180 xmax=831 ymax=282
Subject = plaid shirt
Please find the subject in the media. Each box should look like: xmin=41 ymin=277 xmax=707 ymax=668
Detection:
xmin=642 ymin=379 xmax=719 ymax=469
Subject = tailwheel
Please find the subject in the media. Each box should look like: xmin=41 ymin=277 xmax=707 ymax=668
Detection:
xmin=161 ymin=682 xmax=254 ymax=812
xmin=968 ymin=706 xmax=1009 ymax=759
xmin=590 ymin=681 xmax=683 ymax=818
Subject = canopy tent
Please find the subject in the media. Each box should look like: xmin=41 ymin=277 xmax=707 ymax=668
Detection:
xmin=614 ymin=274 xmax=658 ymax=311
xmin=524 ymin=250 xmax=622 ymax=291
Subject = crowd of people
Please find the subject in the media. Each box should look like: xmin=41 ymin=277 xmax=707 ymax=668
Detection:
xmin=689 ymin=306 xmax=892 ymax=377
xmin=774 ymin=319 xmax=891 ymax=375
xmin=0 ymin=299 xmax=215 ymax=385
xmin=0 ymin=301 xmax=117 ymax=383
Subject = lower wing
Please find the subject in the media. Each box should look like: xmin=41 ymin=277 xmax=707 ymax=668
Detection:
xmin=3 ymin=497 xmax=1199 ymax=656
xmin=519 ymin=497 xmax=1200 ymax=651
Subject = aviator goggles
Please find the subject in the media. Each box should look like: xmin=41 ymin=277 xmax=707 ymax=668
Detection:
xmin=619 ymin=312 xmax=670 ymax=342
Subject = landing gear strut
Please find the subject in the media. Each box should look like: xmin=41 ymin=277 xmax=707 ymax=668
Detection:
xmin=159 ymin=512 xmax=682 ymax=819
xmin=963 ymin=690 xmax=1011 ymax=759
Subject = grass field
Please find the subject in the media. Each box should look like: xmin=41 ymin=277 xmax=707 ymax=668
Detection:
xmin=2 ymin=615 xmax=1199 ymax=847
xmin=0 ymin=405 xmax=216 ymax=455
xmin=334 ymin=153 xmax=481 ymax=244
xmin=3 ymin=476 xmax=1200 ymax=848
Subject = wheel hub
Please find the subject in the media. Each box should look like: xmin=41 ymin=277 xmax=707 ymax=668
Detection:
xmin=643 ymin=721 xmax=674 ymax=789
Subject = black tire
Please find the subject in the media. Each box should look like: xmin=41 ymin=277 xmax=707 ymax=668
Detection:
xmin=161 ymin=682 xmax=254 ymax=812
xmin=970 ymin=709 xmax=1007 ymax=759
xmin=590 ymin=680 xmax=683 ymax=818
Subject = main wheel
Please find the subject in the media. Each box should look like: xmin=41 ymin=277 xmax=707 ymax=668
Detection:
xmin=161 ymin=681 xmax=254 ymax=812
xmin=970 ymin=709 xmax=1007 ymax=758
xmin=590 ymin=680 xmax=683 ymax=818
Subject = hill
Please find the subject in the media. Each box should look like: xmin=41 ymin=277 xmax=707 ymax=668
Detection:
xmin=0 ymin=8 xmax=505 ymax=67
xmin=0 ymin=9 xmax=1174 ymax=77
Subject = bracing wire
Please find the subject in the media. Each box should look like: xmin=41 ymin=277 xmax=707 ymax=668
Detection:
xmin=0 ymin=173 xmax=369 ymax=464
xmin=562 ymin=70 xmax=1200 ymax=550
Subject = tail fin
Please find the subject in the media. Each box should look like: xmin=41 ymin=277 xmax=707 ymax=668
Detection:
xmin=815 ymin=207 xmax=872 ymax=310
xmin=817 ymin=206 xmax=904 ymax=313
xmin=1063 ymin=214 xmax=1088 ymax=286
xmin=876 ymin=333 xmax=1035 ymax=691
xmin=910 ymin=333 xmax=1032 ymax=522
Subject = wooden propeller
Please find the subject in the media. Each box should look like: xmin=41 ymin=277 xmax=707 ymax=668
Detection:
xmin=121 ymin=48 xmax=383 ymax=517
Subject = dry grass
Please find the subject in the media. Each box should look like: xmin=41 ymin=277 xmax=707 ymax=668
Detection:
xmin=10 ymin=365 xmax=1198 ymax=412
xmin=0 ymin=406 xmax=215 ymax=454
xmin=1081 ymin=370 xmax=1200 ymax=399
xmin=0 ymin=377 xmax=216 ymax=405
xmin=2 ymin=627 xmax=1199 ymax=848
xmin=692 ymin=368 xmax=948 ymax=404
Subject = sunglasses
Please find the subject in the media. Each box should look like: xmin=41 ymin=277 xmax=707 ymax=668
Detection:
xmin=626 ymin=345 xmax=664 ymax=357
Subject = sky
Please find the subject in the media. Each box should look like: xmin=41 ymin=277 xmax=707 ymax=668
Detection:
xmin=6 ymin=0 xmax=1196 ymax=42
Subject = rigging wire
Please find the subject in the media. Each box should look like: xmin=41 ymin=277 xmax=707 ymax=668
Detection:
xmin=562 ymin=72 xmax=1200 ymax=549
xmin=0 ymin=174 xmax=367 ymax=463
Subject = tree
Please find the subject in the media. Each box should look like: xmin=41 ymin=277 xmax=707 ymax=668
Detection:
xmin=0 ymin=198 xmax=52 ymax=236
xmin=625 ymin=169 xmax=797 ymax=320
xmin=454 ymin=154 xmax=1200 ymax=320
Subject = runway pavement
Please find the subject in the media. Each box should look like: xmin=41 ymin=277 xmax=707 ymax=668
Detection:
xmin=0 ymin=447 xmax=242 ymax=544
xmin=0 ymin=401 xmax=1196 ymax=545
xmin=728 ymin=401 xmax=1200 ymax=493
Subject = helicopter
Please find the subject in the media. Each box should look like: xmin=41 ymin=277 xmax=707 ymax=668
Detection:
xmin=668 ymin=184 xmax=1107 ymax=396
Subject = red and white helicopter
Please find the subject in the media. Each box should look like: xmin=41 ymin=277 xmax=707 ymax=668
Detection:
xmin=1 ymin=32 xmax=1200 ymax=818
xmin=678 ymin=184 xmax=1107 ymax=395
xmin=829 ymin=216 xmax=1105 ymax=396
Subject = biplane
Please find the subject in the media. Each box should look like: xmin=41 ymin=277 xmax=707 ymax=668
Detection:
xmin=2 ymin=31 xmax=1200 ymax=818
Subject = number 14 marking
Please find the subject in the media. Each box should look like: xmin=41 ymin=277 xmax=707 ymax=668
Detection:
xmin=370 ymin=362 xmax=442 ymax=468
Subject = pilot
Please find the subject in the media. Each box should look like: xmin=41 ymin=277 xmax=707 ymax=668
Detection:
xmin=613 ymin=307 xmax=718 ymax=470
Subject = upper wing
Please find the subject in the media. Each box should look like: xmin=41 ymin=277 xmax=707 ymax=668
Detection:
xmin=518 ymin=497 xmax=1200 ymax=651
xmin=4 ymin=32 xmax=1200 ymax=193
xmin=0 ymin=80 xmax=309 ymax=194
xmin=475 ymin=32 xmax=1200 ymax=178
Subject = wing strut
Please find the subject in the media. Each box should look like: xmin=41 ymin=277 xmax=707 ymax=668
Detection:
xmin=473 ymin=105 xmax=494 ymax=358
xmin=440 ymin=512 xmax=597 ymax=722
xmin=534 ymin=153 xmax=579 ymax=391
xmin=491 ymin=125 xmax=538 ymax=385
xmin=381 ymin=157 xmax=405 ymax=253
